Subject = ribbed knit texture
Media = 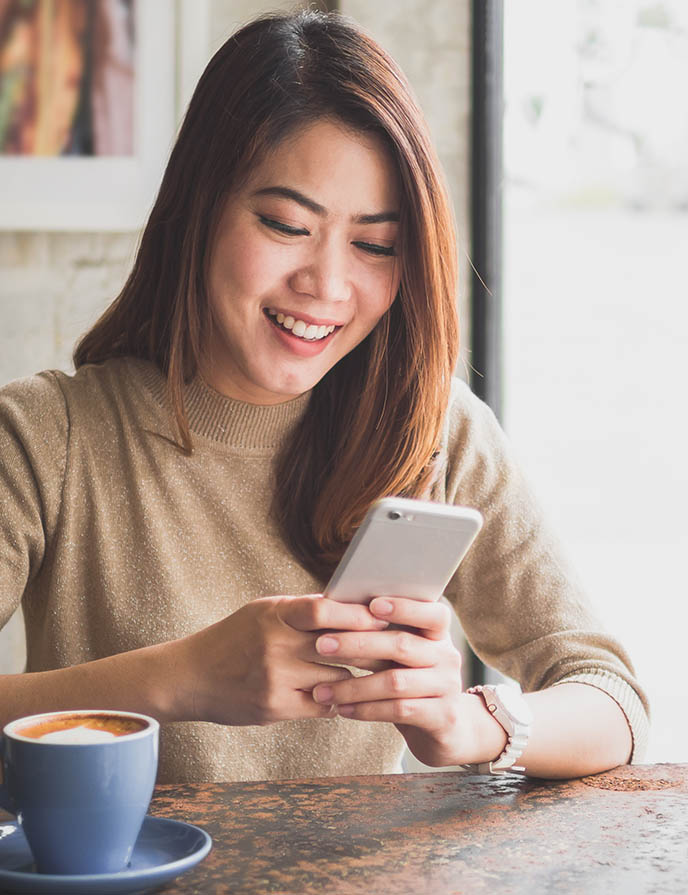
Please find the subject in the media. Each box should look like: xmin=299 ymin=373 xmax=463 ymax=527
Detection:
xmin=0 ymin=358 xmax=649 ymax=780
xmin=142 ymin=364 xmax=309 ymax=449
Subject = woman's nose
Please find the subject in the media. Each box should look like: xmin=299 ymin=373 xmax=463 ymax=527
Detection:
xmin=289 ymin=242 xmax=352 ymax=303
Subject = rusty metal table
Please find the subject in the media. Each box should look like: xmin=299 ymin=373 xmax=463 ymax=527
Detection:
xmin=139 ymin=763 xmax=686 ymax=894
xmin=1 ymin=764 xmax=684 ymax=893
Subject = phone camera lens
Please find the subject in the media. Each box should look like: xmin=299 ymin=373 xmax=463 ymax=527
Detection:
xmin=387 ymin=511 xmax=402 ymax=520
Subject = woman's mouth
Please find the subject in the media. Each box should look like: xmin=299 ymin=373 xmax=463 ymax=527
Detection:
xmin=265 ymin=308 xmax=338 ymax=342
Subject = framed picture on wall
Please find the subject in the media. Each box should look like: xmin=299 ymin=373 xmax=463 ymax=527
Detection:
xmin=0 ymin=0 xmax=208 ymax=232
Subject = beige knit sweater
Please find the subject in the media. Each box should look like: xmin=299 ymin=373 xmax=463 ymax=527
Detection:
xmin=0 ymin=358 xmax=649 ymax=781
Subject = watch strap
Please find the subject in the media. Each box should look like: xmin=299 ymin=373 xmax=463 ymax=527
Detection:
xmin=463 ymin=684 xmax=531 ymax=776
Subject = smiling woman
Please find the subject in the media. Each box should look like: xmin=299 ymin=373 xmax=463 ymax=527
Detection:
xmin=0 ymin=9 xmax=649 ymax=785
xmin=72 ymin=11 xmax=459 ymax=579
xmin=202 ymin=119 xmax=401 ymax=404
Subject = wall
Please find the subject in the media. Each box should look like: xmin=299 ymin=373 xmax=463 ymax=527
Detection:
xmin=0 ymin=1 xmax=472 ymax=683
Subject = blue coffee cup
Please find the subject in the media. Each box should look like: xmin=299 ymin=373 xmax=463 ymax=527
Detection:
xmin=0 ymin=709 xmax=159 ymax=875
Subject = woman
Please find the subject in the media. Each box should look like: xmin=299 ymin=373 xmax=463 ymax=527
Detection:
xmin=0 ymin=10 xmax=648 ymax=782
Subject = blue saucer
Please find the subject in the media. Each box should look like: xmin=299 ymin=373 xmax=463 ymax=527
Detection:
xmin=0 ymin=815 xmax=211 ymax=894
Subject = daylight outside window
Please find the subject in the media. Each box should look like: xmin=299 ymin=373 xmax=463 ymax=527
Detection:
xmin=503 ymin=0 xmax=688 ymax=761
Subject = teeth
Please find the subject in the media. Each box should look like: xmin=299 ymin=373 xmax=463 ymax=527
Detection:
xmin=267 ymin=309 xmax=336 ymax=341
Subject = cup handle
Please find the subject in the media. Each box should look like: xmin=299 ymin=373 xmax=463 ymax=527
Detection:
xmin=0 ymin=734 xmax=16 ymax=814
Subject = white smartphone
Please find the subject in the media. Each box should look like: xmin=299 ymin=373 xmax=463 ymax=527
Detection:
xmin=323 ymin=497 xmax=483 ymax=604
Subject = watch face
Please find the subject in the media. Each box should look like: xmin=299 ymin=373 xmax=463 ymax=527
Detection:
xmin=495 ymin=685 xmax=533 ymax=724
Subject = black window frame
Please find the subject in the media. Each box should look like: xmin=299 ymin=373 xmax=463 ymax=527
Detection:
xmin=468 ymin=0 xmax=504 ymax=685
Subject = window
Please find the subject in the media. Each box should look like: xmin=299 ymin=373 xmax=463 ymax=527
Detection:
xmin=503 ymin=0 xmax=688 ymax=761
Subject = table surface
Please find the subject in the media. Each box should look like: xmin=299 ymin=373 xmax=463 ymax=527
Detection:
xmin=141 ymin=763 xmax=687 ymax=895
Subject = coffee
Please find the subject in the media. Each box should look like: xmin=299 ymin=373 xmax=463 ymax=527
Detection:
xmin=1 ymin=709 xmax=159 ymax=874
xmin=18 ymin=712 xmax=147 ymax=742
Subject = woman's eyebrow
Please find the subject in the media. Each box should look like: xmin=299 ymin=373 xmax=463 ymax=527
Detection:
xmin=251 ymin=186 xmax=399 ymax=224
xmin=356 ymin=210 xmax=400 ymax=224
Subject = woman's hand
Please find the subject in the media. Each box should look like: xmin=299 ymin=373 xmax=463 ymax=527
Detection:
xmin=173 ymin=595 xmax=388 ymax=727
xmin=311 ymin=597 xmax=479 ymax=767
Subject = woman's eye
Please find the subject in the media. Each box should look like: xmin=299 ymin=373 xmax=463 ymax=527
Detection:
xmin=259 ymin=216 xmax=309 ymax=236
xmin=354 ymin=241 xmax=396 ymax=257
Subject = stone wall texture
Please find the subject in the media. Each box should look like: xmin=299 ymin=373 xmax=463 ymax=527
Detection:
xmin=0 ymin=0 xmax=472 ymax=686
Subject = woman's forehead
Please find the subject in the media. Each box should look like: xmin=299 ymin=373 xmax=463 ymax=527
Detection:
xmin=243 ymin=118 xmax=402 ymax=218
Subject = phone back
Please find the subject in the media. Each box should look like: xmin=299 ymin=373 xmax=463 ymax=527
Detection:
xmin=324 ymin=497 xmax=483 ymax=603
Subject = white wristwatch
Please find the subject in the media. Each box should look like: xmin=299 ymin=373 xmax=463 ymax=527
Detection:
xmin=463 ymin=684 xmax=533 ymax=775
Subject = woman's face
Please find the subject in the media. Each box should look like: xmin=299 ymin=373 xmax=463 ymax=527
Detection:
xmin=202 ymin=118 xmax=402 ymax=404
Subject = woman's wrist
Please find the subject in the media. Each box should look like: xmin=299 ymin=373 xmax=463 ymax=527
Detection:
xmin=459 ymin=691 xmax=508 ymax=765
xmin=140 ymin=636 xmax=200 ymax=723
xmin=71 ymin=640 xmax=189 ymax=724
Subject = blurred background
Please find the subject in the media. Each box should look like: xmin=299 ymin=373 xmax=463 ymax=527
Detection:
xmin=502 ymin=0 xmax=688 ymax=762
xmin=1 ymin=0 xmax=685 ymax=764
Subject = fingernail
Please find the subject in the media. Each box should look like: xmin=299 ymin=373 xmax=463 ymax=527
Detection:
xmin=317 ymin=635 xmax=339 ymax=654
xmin=314 ymin=686 xmax=333 ymax=703
xmin=338 ymin=704 xmax=354 ymax=717
xmin=371 ymin=598 xmax=394 ymax=616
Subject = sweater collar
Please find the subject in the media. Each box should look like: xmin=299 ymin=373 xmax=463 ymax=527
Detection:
xmin=141 ymin=361 xmax=311 ymax=450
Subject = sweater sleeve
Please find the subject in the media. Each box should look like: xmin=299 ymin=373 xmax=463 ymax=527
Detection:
xmin=0 ymin=372 xmax=68 ymax=628
xmin=440 ymin=379 xmax=650 ymax=761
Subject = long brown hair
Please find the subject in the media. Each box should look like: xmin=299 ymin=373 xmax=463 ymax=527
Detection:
xmin=74 ymin=10 xmax=458 ymax=580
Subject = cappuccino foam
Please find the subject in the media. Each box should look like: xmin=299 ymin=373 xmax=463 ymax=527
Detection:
xmin=39 ymin=725 xmax=119 ymax=744
xmin=17 ymin=713 xmax=147 ymax=742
